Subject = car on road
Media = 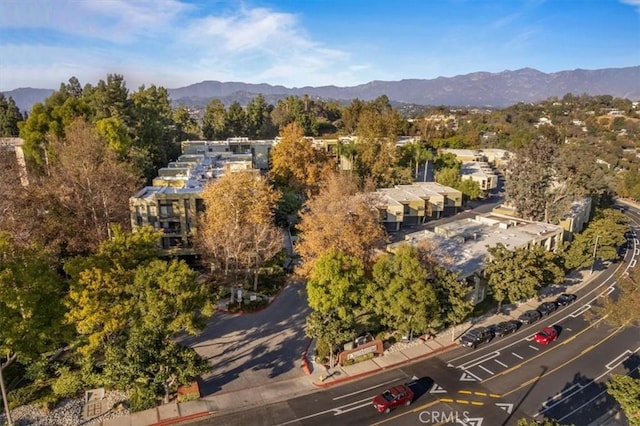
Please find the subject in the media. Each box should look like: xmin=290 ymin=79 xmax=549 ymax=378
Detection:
xmin=555 ymin=293 xmax=577 ymax=306
xmin=489 ymin=320 xmax=521 ymax=337
xmin=373 ymin=385 xmax=414 ymax=413
xmin=533 ymin=326 xmax=558 ymax=345
xmin=460 ymin=327 xmax=493 ymax=349
xmin=537 ymin=301 xmax=557 ymax=316
xmin=518 ymin=309 xmax=542 ymax=325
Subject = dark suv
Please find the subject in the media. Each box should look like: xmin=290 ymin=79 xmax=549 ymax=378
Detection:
xmin=537 ymin=301 xmax=557 ymax=316
xmin=489 ymin=320 xmax=520 ymax=337
xmin=518 ymin=309 xmax=542 ymax=325
xmin=555 ymin=293 xmax=577 ymax=306
xmin=460 ymin=327 xmax=492 ymax=349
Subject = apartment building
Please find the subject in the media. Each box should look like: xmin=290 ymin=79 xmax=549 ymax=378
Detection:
xmin=376 ymin=182 xmax=463 ymax=231
xmin=388 ymin=213 xmax=564 ymax=304
xmin=130 ymin=139 xmax=265 ymax=256
xmin=459 ymin=161 xmax=499 ymax=191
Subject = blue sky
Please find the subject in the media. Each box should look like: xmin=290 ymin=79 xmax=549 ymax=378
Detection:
xmin=1 ymin=0 xmax=639 ymax=91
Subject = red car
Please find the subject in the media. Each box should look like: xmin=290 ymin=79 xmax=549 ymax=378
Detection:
xmin=534 ymin=326 xmax=558 ymax=345
xmin=373 ymin=385 xmax=414 ymax=413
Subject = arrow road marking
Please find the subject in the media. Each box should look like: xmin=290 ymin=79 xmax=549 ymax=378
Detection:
xmin=460 ymin=416 xmax=484 ymax=426
xmin=460 ymin=370 xmax=481 ymax=382
xmin=496 ymin=402 xmax=513 ymax=414
xmin=430 ymin=383 xmax=447 ymax=394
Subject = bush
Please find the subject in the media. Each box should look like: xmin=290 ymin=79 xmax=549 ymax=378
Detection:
xmin=343 ymin=352 xmax=375 ymax=366
xmin=51 ymin=367 xmax=84 ymax=398
xmin=314 ymin=339 xmax=330 ymax=364
xmin=7 ymin=384 xmax=40 ymax=410
xmin=227 ymin=297 xmax=269 ymax=313
xmin=129 ymin=384 xmax=157 ymax=413
xmin=177 ymin=391 xmax=200 ymax=403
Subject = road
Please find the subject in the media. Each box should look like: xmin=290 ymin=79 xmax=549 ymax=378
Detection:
xmin=185 ymin=202 xmax=640 ymax=425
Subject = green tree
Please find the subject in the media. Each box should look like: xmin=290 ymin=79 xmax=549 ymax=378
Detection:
xmin=306 ymin=248 xmax=367 ymax=322
xmin=246 ymin=94 xmax=274 ymax=138
xmin=64 ymin=226 xmax=215 ymax=356
xmin=225 ymin=101 xmax=247 ymax=137
xmin=485 ymin=243 xmax=564 ymax=312
xmin=0 ymin=234 xmax=70 ymax=368
xmin=564 ymin=209 xmax=628 ymax=270
xmin=606 ymin=375 xmax=640 ymax=426
xmin=400 ymin=140 xmax=433 ymax=181
xmin=0 ymin=94 xmax=23 ymax=137
xmin=368 ymin=244 xmax=440 ymax=337
xmin=433 ymin=267 xmax=474 ymax=327
xmin=173 ymin=106 xmax=201 ymax=142
xmin=104 ymin=325 xmax=209 ymax=405
xmin=202 ymin=99 xmax=227 ymax=140
xmin=305 ymin=311 xmax=356 ymax=368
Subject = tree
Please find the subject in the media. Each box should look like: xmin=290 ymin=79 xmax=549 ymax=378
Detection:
xmin=42 ymin=118 xmax=143 ymax=253
xmin=433 ymin=267 xmax=474 ymax=327
xmin=269 ymin=122 xmax=333 ymax=197
xmin=305 ymin=311 xmax=355 ymax=369
xmin=104 ymin=324 xmax=209 ymax=405
xmin=173 ymin=106 xmax=201 ymax=142
xmin=0 ymin=94 xmax=23 ymax=137
xmin=564 ymin=209 xmax=628 ymax=270
xmin=64 ymin=226 xmax=215 ymax=405
xmin=246 ymin=94 xmax=274 ymax=138
xmin=202 ymin=99 xmax=227 ymax=140
xmin=368 ymin=245 xmax=440 ymax=337
xmin=295 ymin=172 xmax=388 ymax=278
xmin=505 ymin=136 xmax=560 ymax=222
xmin=197 ymin=171 xmax=281 ymax=295
xmin=225 ymin=101 xmax=247 ymax=137
xmin=306 ymin=249 xmax=367 ymax=322
xmin=484 ymin=243 xmax=564 ymax=312
xmin=606 ymin=375 xmax=640 ymax=426
xmin=0 ymin=234 xmax=70 ymax=368
xmin=589 ymin=267 xmax=640 ymax=328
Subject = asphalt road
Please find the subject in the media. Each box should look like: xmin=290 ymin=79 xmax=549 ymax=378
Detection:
xmin=178 ymin=280 xmax=311 ymax=396
xmin=184 ymin=209 xmax=640 ymax=426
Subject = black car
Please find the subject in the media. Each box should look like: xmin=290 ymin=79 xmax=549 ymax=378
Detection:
xmin=518 ymin=309 xmax=542 ymax=325
xmin=460 ymin=327 xmax=492 ymax=349
xmin=537 ymin=301 xmax=557 ymax=316
xmin=489 ymin=320 xmax=521 ymax=337
xmin=555 ymin=293 xmax=577 ymax=306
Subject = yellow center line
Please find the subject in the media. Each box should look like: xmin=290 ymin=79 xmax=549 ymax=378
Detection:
xmin=458 ymin=390 xmax=472 ymax=394
xmin=483 ymin=315 xmax=608 ymax=383
xmin=499 ymin=323 xmax=625 ymax=398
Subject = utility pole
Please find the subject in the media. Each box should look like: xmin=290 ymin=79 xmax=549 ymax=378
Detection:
xmin=0 ymin=358 xmax=13 ymax=426
xmin=590 ymin=235 xmax=601 ymax=275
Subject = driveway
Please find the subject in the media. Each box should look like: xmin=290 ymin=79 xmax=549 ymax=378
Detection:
xmin=180 ymin=281 xmax=311 ymax=396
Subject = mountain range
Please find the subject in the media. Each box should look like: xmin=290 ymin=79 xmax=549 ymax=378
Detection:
xmin=4 ymin=66 xmax=639 ymax=113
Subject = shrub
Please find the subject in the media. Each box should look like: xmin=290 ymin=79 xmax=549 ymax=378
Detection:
xmin=8 ymin=384 xmax=41 ymax=410
xmin=177 ymin=391 xmax=200 ymax=403
xmin=314 ymin=339 xmax=330 ymax=363
xmin=51 ymin=366 xmax=84 ymax=398
xmin=129 ymin=384 xmax=157 ymax=413
xmin=343 ymin=352 xmax=375 ymax=366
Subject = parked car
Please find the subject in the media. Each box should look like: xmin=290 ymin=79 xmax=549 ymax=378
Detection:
xmin=460 ymin=327 xmax=493 ymax=349
xmin=518 ymin=309 xmax=542 ymax=325
xmin=555 ymin=293 xmax=577 ymax=307
xmin=534 ymin=326 xmax=558 ymax=345
xmin=489 ymin=320 xmax=521 ymax=337
xmin=537 ymin=301 xmax=557 ymax=316
xmin=372 ymin=385 xmax=414 ymax=413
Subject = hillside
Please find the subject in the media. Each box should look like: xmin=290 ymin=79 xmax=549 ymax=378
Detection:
xmin=4 ymin=66 xmax=639 ymax=113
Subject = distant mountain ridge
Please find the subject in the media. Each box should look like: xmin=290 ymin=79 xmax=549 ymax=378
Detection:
xmin=4 ymin=66 xmax=639 ymax=113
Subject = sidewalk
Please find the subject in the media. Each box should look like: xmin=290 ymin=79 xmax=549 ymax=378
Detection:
xmin=99 ymin=268 xmax=602 ymax=425
xmin=312 ymin=268 xmax=597 ymax=388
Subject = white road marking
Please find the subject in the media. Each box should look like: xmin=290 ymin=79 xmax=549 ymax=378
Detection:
xmin=541 ymin=383 xmax=583 ymax=409
xmin=511 ymin=352 xmax=523 ymax=359
xmin=606 ymin=350 xmax=634 ymax=370
xmin=565 ymin=327 xmax=572 ymax=331
xmin=333 ymin=401 xmax=374 ymax=415
xmin=457 ymin=351 xmax=501 ymax=369
xmin=528 ymin=345 xmax=540 ymax=351
xmin=333 ymin=377 xmax=404 ymax=400
xmin=430 ymin=384 xmax=447 ymax=394
xmin=570 ymin=304 xmax=591 ymax=317
xmin=494 ymin=359 xmax=508 ymax=368
xmin=496 ymin=402 xmax=514 ymax=414
xmin=478 ymin=365 xmax=494 ymax=375
xmin=460 ymin=370 xmax=482 ymax=382
xmin=631 ymin=259 xmax=637 ymax=268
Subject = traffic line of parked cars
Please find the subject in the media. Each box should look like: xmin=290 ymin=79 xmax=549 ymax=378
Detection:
xmin=460 ymin=293 xmax=576 ymax=349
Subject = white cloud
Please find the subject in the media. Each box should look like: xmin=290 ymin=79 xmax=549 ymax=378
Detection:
xmin=619 ymin=0 xmax=640 ymax=12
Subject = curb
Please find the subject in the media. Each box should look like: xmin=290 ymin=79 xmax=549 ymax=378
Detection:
xmin=311 ymin=342 xmax=459 ymax=388
xmin=216 ymin=280 xmax=294 ymax=315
